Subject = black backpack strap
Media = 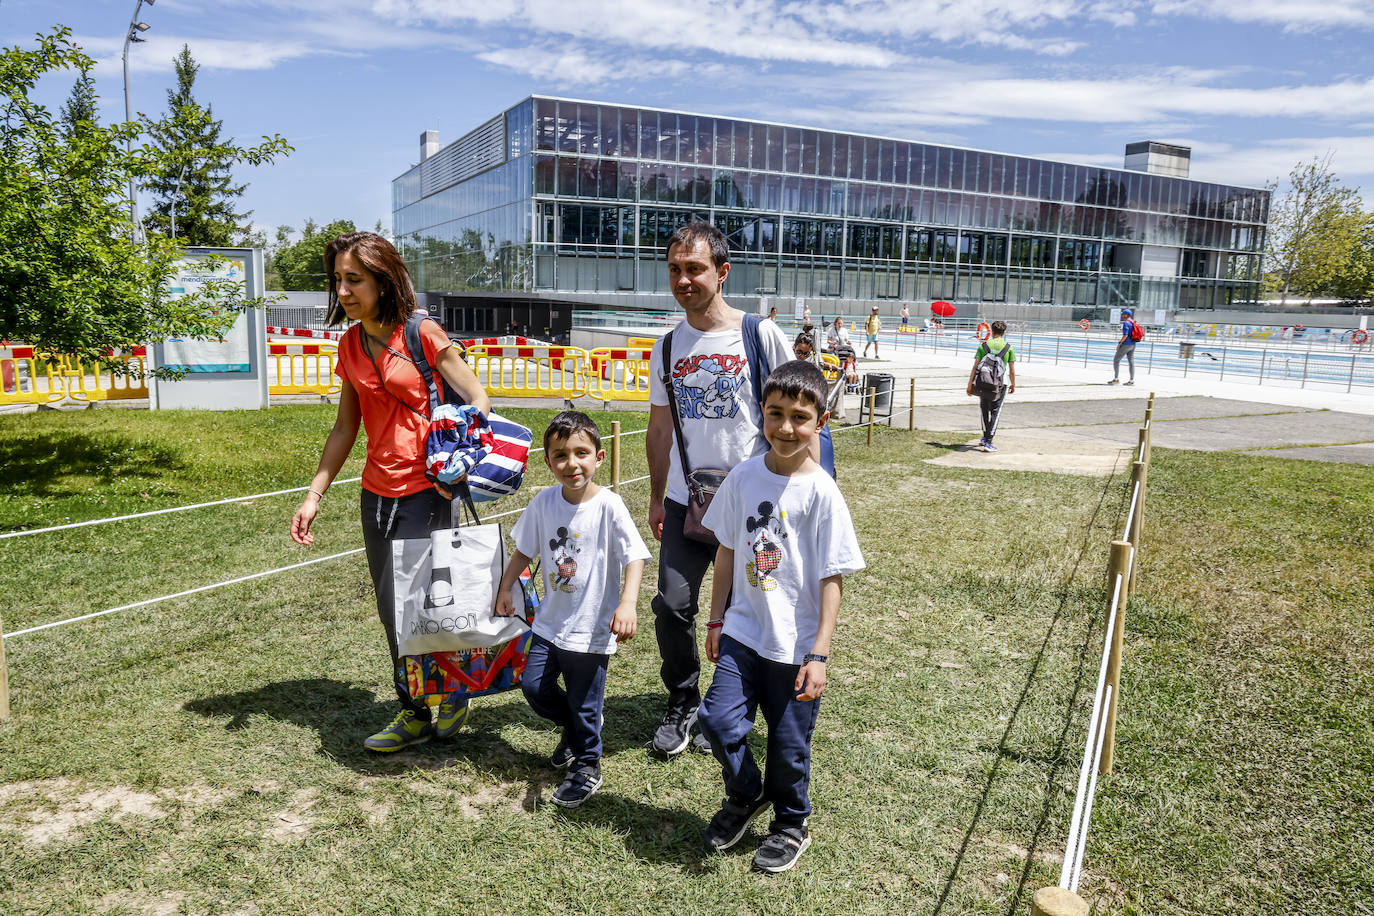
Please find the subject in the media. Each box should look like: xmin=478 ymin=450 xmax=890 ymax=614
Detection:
xmin=403 ymin=314 xmax=468 ymax=413
xmin=741 ymin=314 xmax=769 ymax=409
xmin=660 ymin=330 xmax=694 ymax=484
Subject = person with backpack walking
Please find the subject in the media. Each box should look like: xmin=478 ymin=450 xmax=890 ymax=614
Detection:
xmin=1109 ymin=308 xmax=1143 ymax=386
xmin=290 ymin=231 xmax=492 ymax=753
xmin=965 ymin=320 xmax=1016 ymax=452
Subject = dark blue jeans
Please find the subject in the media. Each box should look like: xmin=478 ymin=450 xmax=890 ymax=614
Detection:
xmin=522 ymin=633 xmax=609 ymax=768
xmin=361 ymin=487 xmax=451 ymax=718
xmin=697 ymin=635 xmax=822 ymax=831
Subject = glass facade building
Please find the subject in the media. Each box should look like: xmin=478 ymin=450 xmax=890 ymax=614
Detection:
xmin=393 ymin=96 xmax=1269 ymax=332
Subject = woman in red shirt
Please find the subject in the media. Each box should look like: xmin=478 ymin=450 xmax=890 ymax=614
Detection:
xmin=291 ymin=232 xmax=491 ymax=753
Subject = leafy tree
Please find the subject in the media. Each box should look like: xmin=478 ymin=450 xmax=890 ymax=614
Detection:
xmin=144 ymin=45 xmax=252 ymax=245
xmin=270 ymin=218 xmax=356 ymax=290
xmin=0 ymin=28 xmax=290 ymax=364
xmin=58 ymin=70 xmax=97 ymax=137
xmin=1265 ymin=155 xmax=1366 ymax=301
xmin=1328 ymin=214 xmax=1374 ymax=304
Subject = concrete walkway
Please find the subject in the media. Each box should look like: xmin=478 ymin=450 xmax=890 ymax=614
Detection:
xmin=840 ymin=342 xmax=1374 ymax=467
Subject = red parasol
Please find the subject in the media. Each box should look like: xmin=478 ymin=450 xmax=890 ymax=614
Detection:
xmin=931 ymin=301 xmax=956 ymax=317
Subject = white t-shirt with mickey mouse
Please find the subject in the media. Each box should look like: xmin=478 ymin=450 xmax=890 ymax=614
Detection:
xmin=512 ymin=485 xmax=651 ymax=655
xmin=649 ymin=316 xmax=793 ymax=507
xmin=702 ymin=455 xmax=866 ymax=665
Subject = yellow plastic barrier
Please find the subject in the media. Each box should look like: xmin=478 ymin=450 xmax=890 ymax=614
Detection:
xmin=0 ymin=347 xmax=65 ymax=406
xmin=61 ymin=353 xmax=150 ymax=402
xmin=627 ymin=336 xmax=658 ymax=350
xmin=269 ymin=342 xmax=341 ymax=396
xmin=465 ymin=344 xmax=589 ymax=399
xmin=819 ymin=352 xmax=841 ymax=383
xmin=586 ymin=346 xmax=655 ymax=402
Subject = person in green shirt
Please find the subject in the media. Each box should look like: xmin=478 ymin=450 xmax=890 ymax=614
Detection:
xmin=965 ymin=320 xmax=1016 ymax=452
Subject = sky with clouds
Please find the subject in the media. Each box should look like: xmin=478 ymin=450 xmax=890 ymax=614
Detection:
xmin=6 ymin=0 xmax=1373 ymax=240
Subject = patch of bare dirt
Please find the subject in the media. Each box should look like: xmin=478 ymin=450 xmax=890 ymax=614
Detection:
xmin=96 ymin=890 xmax=187 ymax=915
xmin=0 ymin=779 xmax=234 ymax=848
xmin=266 ymin=788 xmax=318 ymax=842
xmin=923 ymin=434 xmax=1127 ymax=477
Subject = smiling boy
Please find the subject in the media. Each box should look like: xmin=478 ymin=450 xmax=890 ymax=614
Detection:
xmin=496 ymin=411 xmax=650 ymax=808
xmin=696 ymin=360 xmax=866 ymax=873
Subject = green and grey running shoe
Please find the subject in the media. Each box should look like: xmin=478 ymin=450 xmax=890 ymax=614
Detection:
xmin=363 ymin=709 xmax=433 ymax=753
xmin=434 ymin=696 xmax=470 ymax=739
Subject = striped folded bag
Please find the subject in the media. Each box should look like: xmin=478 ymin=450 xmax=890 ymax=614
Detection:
xmin=425 ymin=403 xmax=532 ymax=502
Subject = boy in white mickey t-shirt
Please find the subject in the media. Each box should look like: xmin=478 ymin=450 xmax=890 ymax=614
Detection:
xmin=496 ymin=411 xmax=650 ymax=808
xmin=698 ymin=360 xmax=865 ymax=873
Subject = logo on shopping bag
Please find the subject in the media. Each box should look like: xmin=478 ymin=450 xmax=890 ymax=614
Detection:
xmin=409 ymin=613 xmax=481 ymax=636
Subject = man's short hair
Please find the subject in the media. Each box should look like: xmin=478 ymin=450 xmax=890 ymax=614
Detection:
xmin=543 ymin=409 xmax=602 ymax=452
xmin=666 ymin=221 xmax=729 ymax=268
xmin=763 ymin=360 xmax=829 ymax=414
xmin=991 ymin=320 xmax=1007 ymax=336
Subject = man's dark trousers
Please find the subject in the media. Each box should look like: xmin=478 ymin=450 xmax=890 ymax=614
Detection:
xmin=652 ymin=498 xmax=716 ymax=713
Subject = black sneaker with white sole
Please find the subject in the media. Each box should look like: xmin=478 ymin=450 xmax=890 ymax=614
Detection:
xmin=752 ymin=825 xmax=811 ymax=873
xmin=551 ymin=764 xmax=602 ymax=808
xmin=703 ymin=792 xmax=770 ymax=852
xmin=549 ymin=734 xmax=575 ymax=769
xmin=650 ymin=706 xmax=698 ymax=758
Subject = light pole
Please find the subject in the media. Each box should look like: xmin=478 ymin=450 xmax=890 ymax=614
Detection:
xmin=122 ymin=0 xmax=154 ymax=242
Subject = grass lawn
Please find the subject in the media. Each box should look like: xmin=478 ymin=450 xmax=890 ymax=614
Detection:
xmin=0 ymin=403 xmax=1369 ymax=915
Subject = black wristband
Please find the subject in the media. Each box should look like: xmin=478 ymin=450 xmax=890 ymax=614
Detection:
xmin=803 ymin=653 xmax=828 ymax=664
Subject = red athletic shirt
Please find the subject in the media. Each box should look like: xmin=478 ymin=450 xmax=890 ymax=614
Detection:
xmin=335 ymin=320 xmax=452 ymax=498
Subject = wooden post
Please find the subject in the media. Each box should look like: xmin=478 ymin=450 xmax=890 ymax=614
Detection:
xmin=0 ymin=624 xmax=10 ymax=720
xmin=867 ymin=388 xmax=876 ymax=447
xmin=1137 ymin=427 xmax=1148 ymax=465
xmin=1128 ymin=459 xmax=1147 ymax=597
xmin=1031 ymin=887 xmax=1089 ymax=916
xmin=908 ymin=377 xmax=916 ymax=431
xmin=1099 ymin=540 xmax=1133 ymax=775
xmin=609 ymin=420 xmax=621 ymax=492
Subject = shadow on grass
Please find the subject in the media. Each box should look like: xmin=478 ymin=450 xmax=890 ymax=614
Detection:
xmin=923 ymin=440 xmax=983 ymax=453
xmin=0 ymin=430 xmax=186 ymax=500
xmin=184 ymin=679 xmax=713 ymax=867
xmin=931 ymin=466 xmax=1123 ymax=916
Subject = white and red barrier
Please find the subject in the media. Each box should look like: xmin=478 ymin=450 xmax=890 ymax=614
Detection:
xmin=266 ymin=326 xmax=344 ymax=341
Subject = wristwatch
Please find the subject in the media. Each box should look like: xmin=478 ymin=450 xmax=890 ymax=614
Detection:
xmin=802 ymin=653 xmax=828 ymax=664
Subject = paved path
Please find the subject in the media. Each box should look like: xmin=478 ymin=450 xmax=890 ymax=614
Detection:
xmin=837 ymin=346 xmax=1374 ymax=467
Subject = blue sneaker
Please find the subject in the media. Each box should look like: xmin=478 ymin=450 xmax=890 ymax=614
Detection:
xmin=984 ymin=442 xmax=998 ymax=453
xmin=434 ymin=696 xmax=470 ymax=739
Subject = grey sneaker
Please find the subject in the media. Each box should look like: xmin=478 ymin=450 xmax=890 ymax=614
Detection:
xmin=752 ymin=825 xmax=811 ymax=873
xmin=1107 ymin=379 xmax=1120 ymax=385
xmin=704 ymin=792 xmax=770 ymax=852
xmin=651 ymin=706 xmax=698 ymax=758
xmin=690 ymin=731 xmax=713 ymax=755
xmin=551 ymin=765 xmax=602 ymax=808
xmin=363 ymin=709 xmax=433 ymax=753
xmin=433 ymin=696 xmax=470 ymax=739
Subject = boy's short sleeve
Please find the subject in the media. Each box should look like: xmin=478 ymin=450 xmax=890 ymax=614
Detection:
xmin=974 ymin=341 xmax=989 ymax=360
xmin=817 ymin=482 xmax=865 ymax=579
xmin=701 ymin=468 xmax=739 ymax=544
xmin=611 ymin=495 xmax=652 ymax=565
xmin=511 ymin=489 xmax=544 ymax=559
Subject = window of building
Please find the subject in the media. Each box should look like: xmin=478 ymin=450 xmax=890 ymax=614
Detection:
xmin=833 ymin=134 xmax=850 ymax=180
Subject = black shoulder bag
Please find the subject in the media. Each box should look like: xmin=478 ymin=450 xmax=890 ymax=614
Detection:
xmin=661 ymin=329 xmax=728 ymax=546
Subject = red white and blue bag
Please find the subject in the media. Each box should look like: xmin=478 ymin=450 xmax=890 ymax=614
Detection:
xmin=404 ymin=316 xmax=532 ymax=502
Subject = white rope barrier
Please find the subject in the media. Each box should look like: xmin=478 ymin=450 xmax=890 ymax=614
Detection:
xmin=1121 ymin=481 xmax=1141 ymax=542
xmin=4 ymin=474 xmax=655 ymax=641
xmin=1058 ymin=569 xmax=1127 ymax=889
xmin=0 ymin=427 xmax=652 ymax=542
xmin=1070 ymin=682 xmax=1112 ymax=893
xmin=0 ymin=478 xmax=363 ymax=541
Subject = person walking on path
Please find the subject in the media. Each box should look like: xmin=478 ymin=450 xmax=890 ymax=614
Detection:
xmin=863 ymin=306 xmax=881 ymax=358
xmin=966 ymin=319 xmax=1016 ymax=452
xmin=1109 ymin=308 xmax=1139 ymax=386
xmin=291 ymin=231 xmax=492 ymax=753
xmin=646 ymin=221 xmax=792 ymax=758
xmin=899 ymin=303 xmax=910 ymax=331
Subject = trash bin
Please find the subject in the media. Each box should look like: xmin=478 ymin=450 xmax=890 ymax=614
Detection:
xmin=1179 ymin=342 xmax=1196 ymax=359
xmin=861 ymin=372 xmax=894 ymax=425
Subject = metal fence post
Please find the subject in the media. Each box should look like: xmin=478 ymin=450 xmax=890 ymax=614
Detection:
xmin=1219 ymin=345 xmax=1227 ymax=381
xmin=867 ymin=388 xmax=876 ymax=447
xmin=908 ymin=378 xmax=916 ymax=431
xmin=1100 ymin=539 xmax=1133 ymax=776
xmin=1084 ymin=334 xmax=1090 ymax=367
xmin=1054 ymin=334 xmax=1061 ymax=365
xmin=1349 ymin=354 xmax=1358 ymax=393
xmin=610 ymin=420 xmax=621 ymax=492
xmin=0 ymin=624 xmax=10 ymax=720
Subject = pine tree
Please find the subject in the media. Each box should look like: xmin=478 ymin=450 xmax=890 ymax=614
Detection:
xmin=58 ymin=72 xmax=98 ymax=137
xmin=144 ymin=45 xmax=251 ymax=245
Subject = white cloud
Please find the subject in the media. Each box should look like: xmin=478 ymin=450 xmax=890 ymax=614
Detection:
xmin=1184 ymin=136 xmax=1374 ymax=192
xmin=76 ymin=33 xmax=325 ymax=75
xmin=1151 ymin=0 xmax=1374 ymax=31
